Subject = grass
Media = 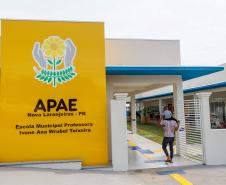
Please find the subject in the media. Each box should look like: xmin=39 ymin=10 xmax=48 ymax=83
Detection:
xmin=127 ymin=122 xmax=164 ymax=144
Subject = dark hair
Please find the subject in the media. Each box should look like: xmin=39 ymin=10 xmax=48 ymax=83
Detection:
xmin=165 ymin=116 xmax=178 ymax=123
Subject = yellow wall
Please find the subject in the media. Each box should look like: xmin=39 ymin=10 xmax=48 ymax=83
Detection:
xmin=0 ymin=20 xmax=108 ymax=166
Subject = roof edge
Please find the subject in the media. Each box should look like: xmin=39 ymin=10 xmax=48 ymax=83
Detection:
xmin=136 ymin=81 xmax=226 ymax=101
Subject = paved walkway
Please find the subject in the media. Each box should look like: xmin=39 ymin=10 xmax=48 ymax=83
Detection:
xmin=128 ymin=133 xmax=198 ymax=170
xmin=1 ymin=165 xmax=226 ymax=185
xmin=0 ymin=133 xmax=224 ymax=185
xmin=0 ymin=167 xmax=175 ymax=185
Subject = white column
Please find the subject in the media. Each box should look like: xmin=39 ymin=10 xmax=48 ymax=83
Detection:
xmin=159 ymin=98 xmax=163 ymax=119
xmin=111 ymin=93 xmax=128 ymax=171
xmin=131 ymin=94 xmax=137 ymax=134
xmin=173 ymin=77 xmax=185 ymax=155
xmin=196 ymin=92 xmax=212 ymax=165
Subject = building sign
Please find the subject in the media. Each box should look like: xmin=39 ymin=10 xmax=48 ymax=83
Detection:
xmin=0 ymin=20 xmax=108 ymax=166
xmin=33 ymin=36 xmax=77 ymax=88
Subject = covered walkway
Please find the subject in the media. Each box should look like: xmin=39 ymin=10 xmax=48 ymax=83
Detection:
xmin=107 ymin=40 xmax=224 ymax=171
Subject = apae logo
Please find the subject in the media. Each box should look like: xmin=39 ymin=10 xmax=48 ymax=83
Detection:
xmin=32 ymin=36 xmax=77 ymax=87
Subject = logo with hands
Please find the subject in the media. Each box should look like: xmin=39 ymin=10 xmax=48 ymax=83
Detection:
xmin=32 ymin=36 xmax=77 ymax=87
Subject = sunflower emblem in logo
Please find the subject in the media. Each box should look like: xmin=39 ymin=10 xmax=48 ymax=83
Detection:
xmin=32 ymin=36 xmax=77 ymax=87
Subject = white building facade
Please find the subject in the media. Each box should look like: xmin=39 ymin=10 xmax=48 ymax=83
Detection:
xmin=105 ymin=39 xmax=224 ymax=170
xmin=136 ymin=63 xmax=226 ymax=166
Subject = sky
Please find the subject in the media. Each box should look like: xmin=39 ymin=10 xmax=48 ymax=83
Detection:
xmin=0 ymin=0 xmax=226 ymax=66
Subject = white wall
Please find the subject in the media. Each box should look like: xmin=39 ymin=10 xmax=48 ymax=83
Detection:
xmin=105 ymin=39 xmax=181 ymax=66
xmin=205 ymin=129 xmax=226 ymax=165
xmin=111 ymin=96 xmax=128 ymax=171
xmin=198 ymin=92 xmax=226 ymax=165
xmin=106 ymin=76 xmax=113 ymax=161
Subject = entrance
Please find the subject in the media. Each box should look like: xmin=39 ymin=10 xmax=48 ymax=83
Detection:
xmin=108 ymin=70 xmax=221 ymax=171
xmin=127 ymin=98 xmax=204 ymax=170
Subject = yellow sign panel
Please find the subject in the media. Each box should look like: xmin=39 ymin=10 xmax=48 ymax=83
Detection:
xmin=0 ymin=20 xmax=108 ymax=166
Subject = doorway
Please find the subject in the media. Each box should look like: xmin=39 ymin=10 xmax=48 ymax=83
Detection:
xmin=127 ymin=98 xmax=204 ymax=170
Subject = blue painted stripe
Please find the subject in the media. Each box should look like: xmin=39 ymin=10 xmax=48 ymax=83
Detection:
xmin=138 ymin=149 xmax=154 ymax=154
xmin=106 ymin=66 xmax=224 ymax=81
xmin=129 ymin=146 xmax=141 ymax=150
xmin=137 ymin=81 xmax=226 ymax=101
xmin=157 ymin=169 xmax=186 ymax=175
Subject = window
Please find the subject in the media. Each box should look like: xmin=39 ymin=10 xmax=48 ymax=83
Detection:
xmin=210 ymin=98 xmax=226 ymax=129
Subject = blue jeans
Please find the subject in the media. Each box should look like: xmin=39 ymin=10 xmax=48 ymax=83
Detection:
xmin=162 ymin=137 xmax=174 ymax=159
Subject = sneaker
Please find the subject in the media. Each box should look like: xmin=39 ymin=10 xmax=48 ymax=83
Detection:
xmin=165 ymin=159 xmax=171 ymax=163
